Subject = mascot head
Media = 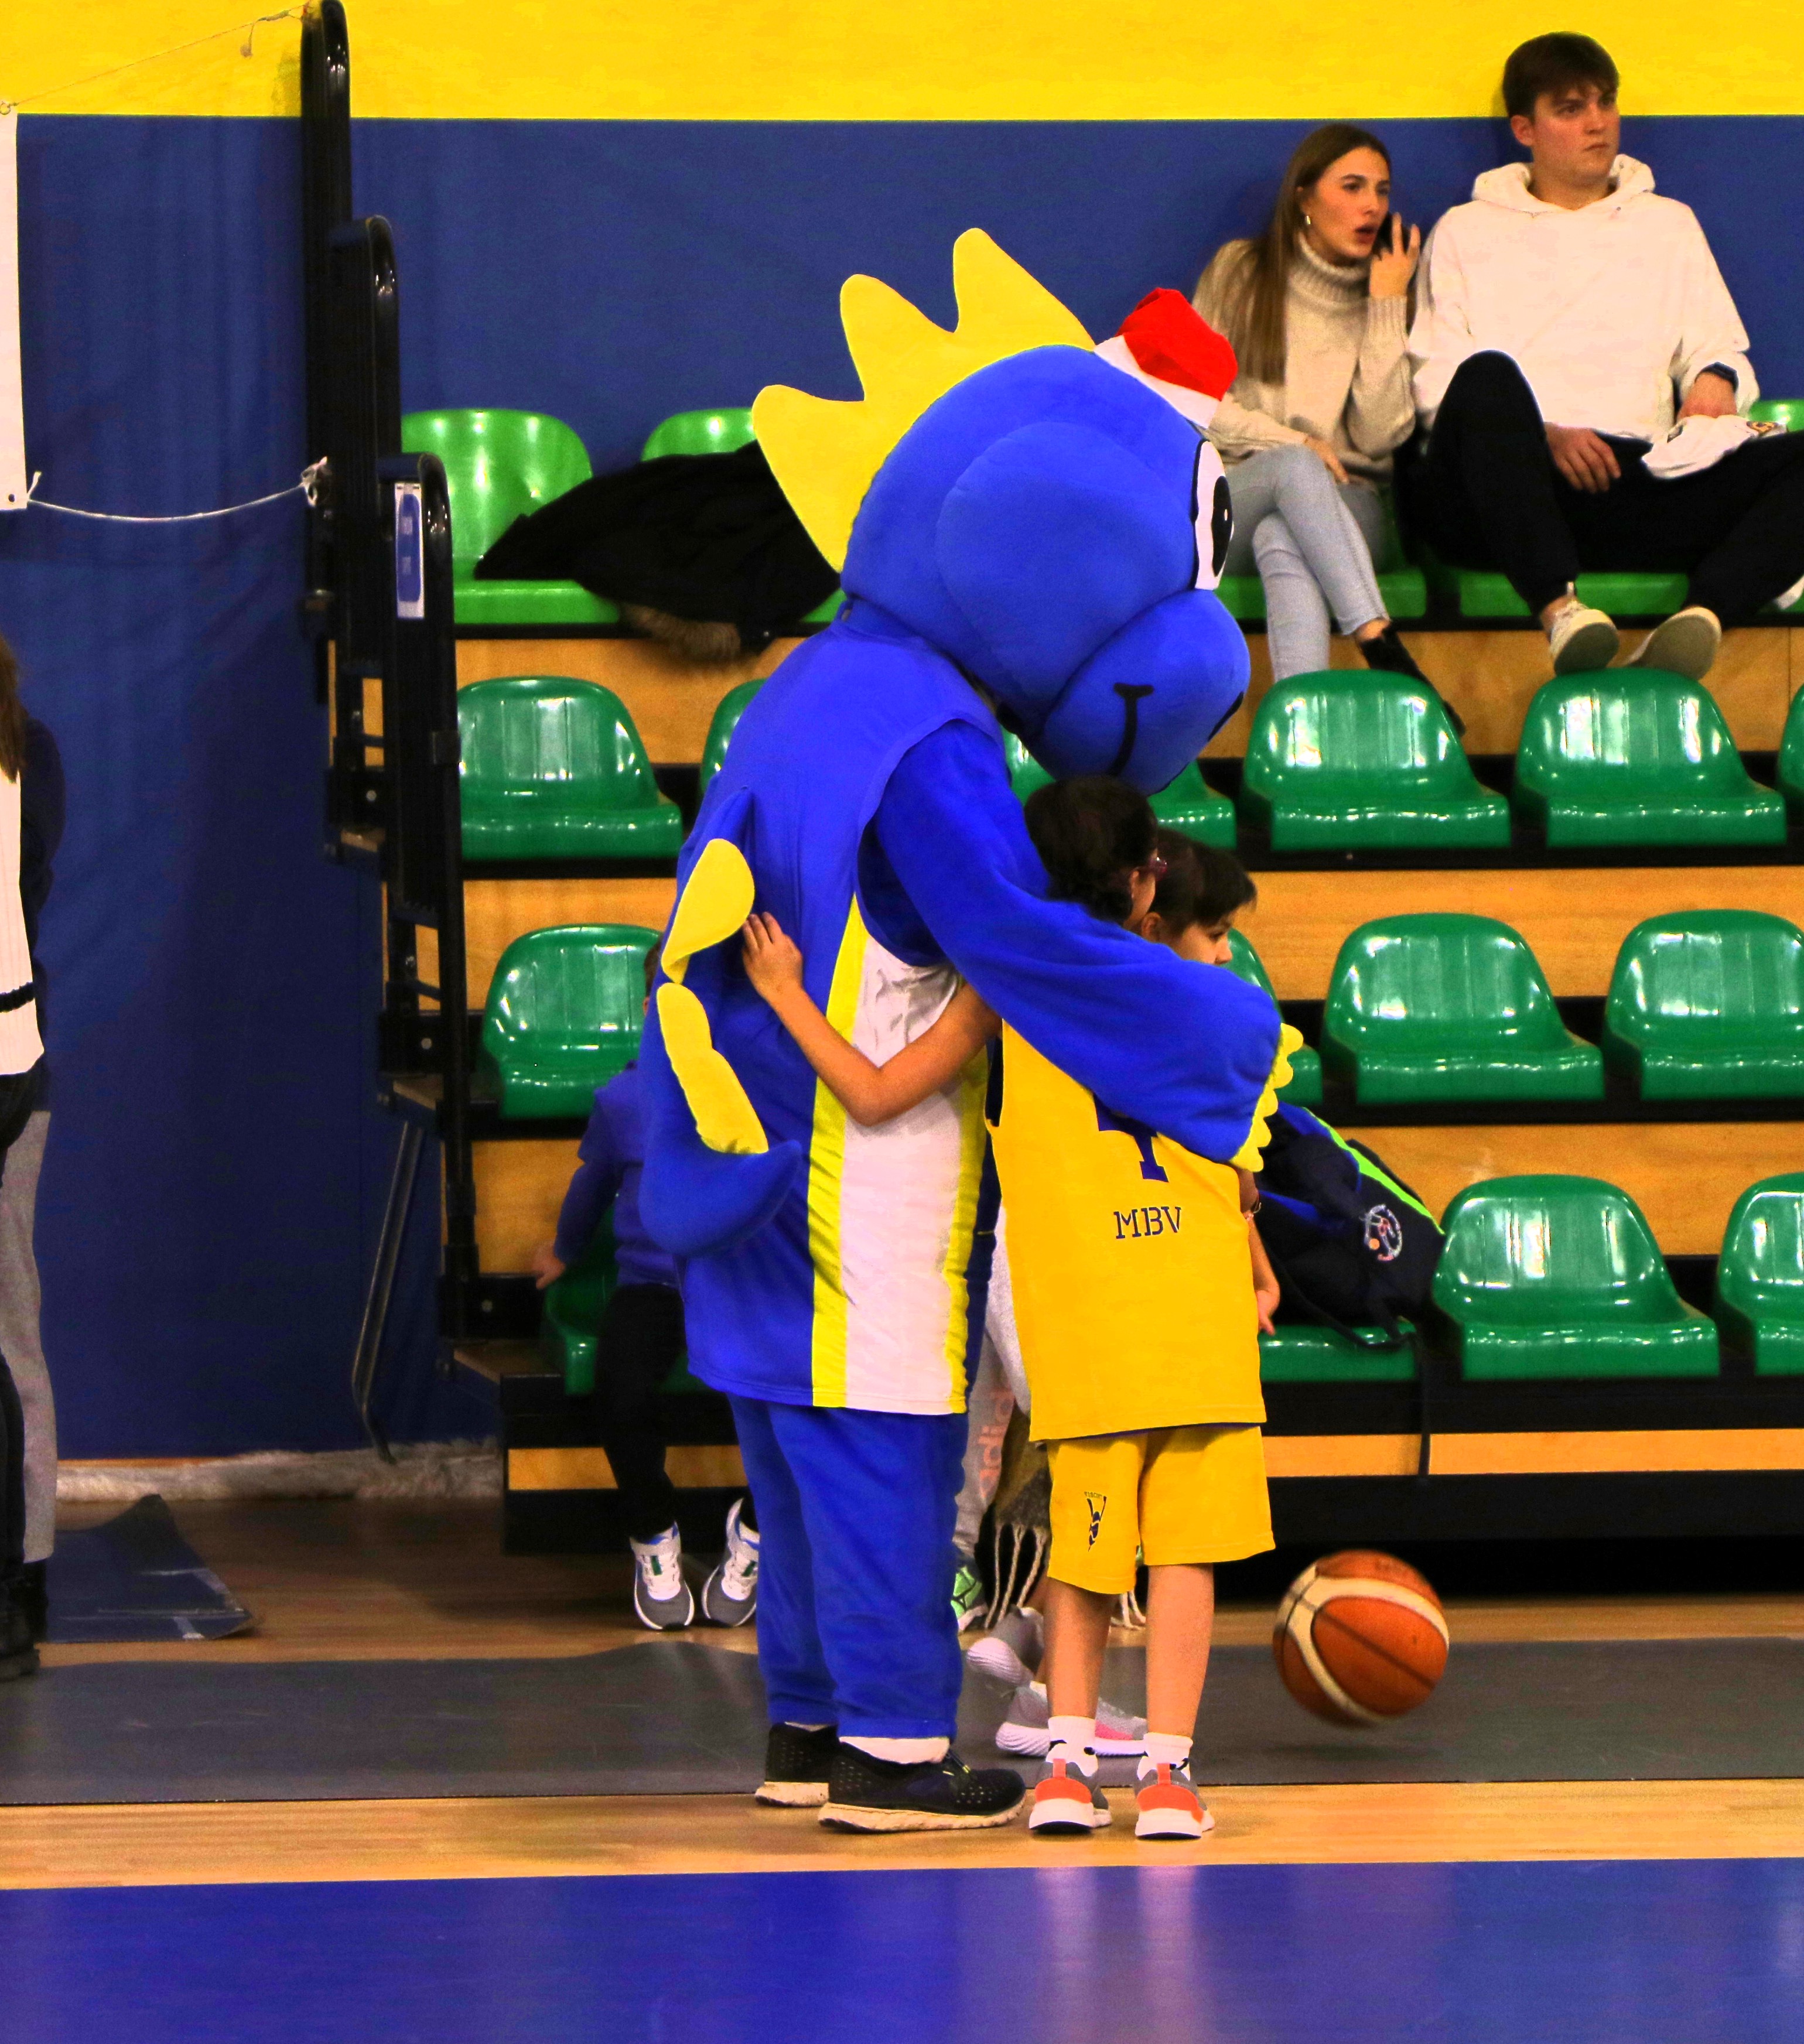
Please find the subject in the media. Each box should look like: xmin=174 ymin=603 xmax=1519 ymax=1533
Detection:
xmin=753 ymin=233 xmax=1249 ymax=793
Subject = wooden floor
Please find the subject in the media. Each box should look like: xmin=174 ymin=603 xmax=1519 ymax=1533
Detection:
xmin=15 ymin=1499 xmax=1802 ymax=1890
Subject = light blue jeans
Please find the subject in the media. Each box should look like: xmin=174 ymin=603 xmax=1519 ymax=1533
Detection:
xmin=1224 ymin=445 xmax=1390 ymax=680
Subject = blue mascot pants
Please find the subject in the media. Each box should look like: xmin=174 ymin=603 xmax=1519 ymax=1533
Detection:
xmin=729 ymin=1395 xmax=968 ymax=1739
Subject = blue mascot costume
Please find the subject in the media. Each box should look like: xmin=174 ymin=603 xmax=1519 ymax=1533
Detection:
xmin=640 ymin=233 xmax=1292 ymax=1831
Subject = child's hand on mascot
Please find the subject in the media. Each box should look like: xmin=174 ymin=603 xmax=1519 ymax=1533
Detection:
xmin=742 ymin=914 xmax=806 ymax=1007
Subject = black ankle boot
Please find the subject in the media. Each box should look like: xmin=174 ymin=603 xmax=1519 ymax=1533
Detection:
xmin=1 ymin=1571 xmax=40 ymax=1680
xmin=1358 ymin=624 xmax=1466 ymax=737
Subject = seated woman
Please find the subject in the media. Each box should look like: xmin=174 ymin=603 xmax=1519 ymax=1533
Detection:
xmin=1193 ymin=124 xmax=1443 ymax=705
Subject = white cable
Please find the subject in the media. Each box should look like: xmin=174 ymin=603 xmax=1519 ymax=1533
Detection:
xmin=22 ymin=460 xmax=322 ymax=524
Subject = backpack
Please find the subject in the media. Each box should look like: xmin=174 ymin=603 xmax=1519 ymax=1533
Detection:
xmin=1253 ymin=1103 xmax=1443 ymax=1348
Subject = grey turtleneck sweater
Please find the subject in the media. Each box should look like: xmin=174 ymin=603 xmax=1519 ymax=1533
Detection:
xmin=1191 ymin=237 xmax=1415 ymax=484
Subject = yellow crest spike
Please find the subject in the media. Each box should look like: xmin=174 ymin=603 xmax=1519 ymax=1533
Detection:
xmin=752 ymin=228 xmax=1094 ymax=570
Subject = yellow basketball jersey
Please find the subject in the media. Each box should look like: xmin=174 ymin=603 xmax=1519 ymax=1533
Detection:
xmin=989 ymin=1022 xmax=1265 ymax=1443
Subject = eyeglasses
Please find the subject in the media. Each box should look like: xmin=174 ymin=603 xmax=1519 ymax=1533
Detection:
xmin=1142 ymin=853 xmax=1169 ymax=879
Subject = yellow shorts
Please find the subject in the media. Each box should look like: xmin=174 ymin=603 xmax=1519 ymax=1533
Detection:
xmin=1046 ymin=1424 xmax=1273 ymax=1595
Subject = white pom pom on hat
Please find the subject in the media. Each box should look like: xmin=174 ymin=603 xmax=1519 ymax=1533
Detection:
xmin=1095 ymin=288 xmax=1239 ymax=431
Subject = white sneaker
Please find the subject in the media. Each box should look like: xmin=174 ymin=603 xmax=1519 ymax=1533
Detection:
xmin=1547 ymin=599 xmax=1620 ymax=675
xmin=630 ymin=1525 xmax=695 ymax=1631
xmin=996 ymin=1681 xmax=1149 ymax=1758
xmin=700 ymin=1498 xmax=759 ymax=1626
xmin=1627 ymin=606 xmax=1721 ymax=682
xmin=966 ymin=1606 xmax=1044 ymax=1690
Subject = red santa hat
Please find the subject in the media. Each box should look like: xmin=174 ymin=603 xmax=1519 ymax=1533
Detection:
xmin=1095 ymin=288 xmax=1238 ymax=430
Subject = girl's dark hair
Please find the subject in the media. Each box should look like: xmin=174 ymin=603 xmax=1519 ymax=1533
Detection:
xmin=1023 ymin=775 xmax=1156 ymax=925
xmin=1212 ymin=123 xmax=1392 ymax=385
xmin=1502 ymin=33 xmax=1617 ymax=121
xmin=0 ymin=635 xmax=25 ymax=781
xmin=1150 ymin=829 xmax=1257 ymax=934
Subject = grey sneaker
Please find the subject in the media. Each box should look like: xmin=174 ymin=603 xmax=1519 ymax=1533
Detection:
xmin=996 ymin=1680 xmax=1147 ymax=1758
xmin=965 ymin=1605 xmax=1044 ymax=1688
xmin=1029 ymin=1755 xmax=1112 ymax=1834
xmin=701 ymin=1498 xmax=758 ymax=1626
xmin=1628 ymin=605 xmax=1721 ymax=681
xmin=1135 ymin=1759 xmax=1213 ymax=1841
xmin=630 ymin=1525 xmax=695 ymax=1631
xmin=1548 ymin=599 xmax=1620 ymax=674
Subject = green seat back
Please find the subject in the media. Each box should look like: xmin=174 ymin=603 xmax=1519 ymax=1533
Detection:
xmin=1150 ymin=759 xmax=1235 ymax=847
xmin=1434 ymin=1174 xmax=1718 ymax=1378
xmin=1514 ymin=671 xmax=1785 ymax=847
xmin=1323 ymin=914 xmax=1601 ymax=1103
xmin=1004 ymin=733 xmax=1054 ymax=802
xmin=1779 ymin=685 xmax=1804 ymax=808
xmin=1604 ymin=910 xmax=1804 ymax=1098
xmin=1748 ymin=398 xmax=1804 ymax=433
xmin=458 ymin=677 xmax=682 ymax=860
xmin=1209 ymin=936 xmax=1326 ymax=1108
xmin=641 ymin=408 xmax=756 ymax=461
xmin=480 ymin=924 xmax=661 ymax=1118
xmin=401 ymin=409 xmax=593 ymax=569
xmin=699 ymin=679 xmax=765 ymax=791
xmin=1715 ymin=1173 xmax=1804 ymax=1375
xmin=541 ymin=1216 xmax=619 ymax=1396
xmin=1240 ymin=671 xmax=1509 ymax=851
xmin=1419 ymin=544 xmax=1687 ymax=621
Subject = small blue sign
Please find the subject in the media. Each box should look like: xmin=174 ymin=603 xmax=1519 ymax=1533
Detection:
xmin=394 ymin=481 xmax=425 ymax=618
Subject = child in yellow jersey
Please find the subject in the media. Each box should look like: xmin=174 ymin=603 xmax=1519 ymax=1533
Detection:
xmin=982 ymin=779 xmax=1275 ymax=1841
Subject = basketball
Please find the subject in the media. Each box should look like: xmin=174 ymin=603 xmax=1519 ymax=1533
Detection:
xmin=1273 ymin=1551 xmax=1450 ymax=1725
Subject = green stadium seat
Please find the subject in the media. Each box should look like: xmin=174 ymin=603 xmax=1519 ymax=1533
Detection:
xmin=639 ymin=408 xmax=842 ymax=627
xmin=1239 ymin=671 xmax=1510 ymax=852
xmin=640 ymin=407 xmax=756 ymax=460
xmin=541 ymin=1216 xmax=712 ymax=1397
xmin=459 ymin=676 xmax=683 ymax=861
xmin=1434 ymin=1174 xmax=1719 ymax=1379
xmin=1778 ymin=685 xmax=1804 ymax=814
xmin=1603 ymin=911 xmax=1804 ymax=1099
xmin=1259 ymin=1323 xmax=1415 ymax=1382
xmin=1151 ymin=759 xmax=1236 ymax=846
xmin=1322 ymin=914 xmax=1602 ymax=1103
xmin=1224 ymin=930 xmax=1322 ymax=1106
xmin=699 ymin=679 xmax=764 ymax=792
xmin=1714 ymin=1173 xmax=1804 ymax=1375
xmin=1218 ymin=487 xmax=1426 ymax=624
xmin=1748 ymin=398 xmax=1804 ymax=432
xmin=1513 ymin=671 xmax=1786 ymax=848
xmin=401 ymin=409 xmax=617 ymax=629
xmin=480 ymin=924 xmax=661 ymax=1118
xmin=1420 ymin=548 xmax=1687 ymax=621
xmin=1004 ymin=733 xmax=1054 ymax=802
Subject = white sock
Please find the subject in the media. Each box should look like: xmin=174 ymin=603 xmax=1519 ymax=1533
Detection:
xmin=843 ymin=1735 xmax=949 ymax=1765
xmin=1139 ymin=1731 xmax=1193 ymax=1780
xmin=1047 ymin=1714 xmax=1098 ymax=1776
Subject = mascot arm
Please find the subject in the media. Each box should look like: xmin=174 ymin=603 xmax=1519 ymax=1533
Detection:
xmin=873 ymin=722 xmax=1285 ymax=1165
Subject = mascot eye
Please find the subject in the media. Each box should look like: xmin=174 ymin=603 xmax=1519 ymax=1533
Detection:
xmin=1191 ymin=441 xmax=1231 ymax=592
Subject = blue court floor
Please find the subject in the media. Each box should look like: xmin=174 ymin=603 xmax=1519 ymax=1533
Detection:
xmin=8 ymin=1858 xmax=1804 ymax=2043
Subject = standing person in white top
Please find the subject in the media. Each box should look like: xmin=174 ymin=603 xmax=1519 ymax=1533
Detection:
xmin=1407 ymin=32 xmax=1804 ymax=683
xmin=0 ymin=633 xmax=56 ymax=1681
xmin=1193 ymin=124 xmax=1446 ymax=704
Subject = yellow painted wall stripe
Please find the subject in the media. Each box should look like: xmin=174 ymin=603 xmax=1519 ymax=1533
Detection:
xmin=8 ymin=2 xmax=1804 ymax=120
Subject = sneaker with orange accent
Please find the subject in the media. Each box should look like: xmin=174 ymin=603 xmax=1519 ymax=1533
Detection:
xmin=1029 ymin=1755 xmax=1112 ymax=1835
xmin=1134 ymin=1761 xmax=1212 ymax=1841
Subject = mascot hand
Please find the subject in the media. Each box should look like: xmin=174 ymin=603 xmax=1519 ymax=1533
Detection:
xmin=1231 ymin=1024 xmax=1304 ymax=1174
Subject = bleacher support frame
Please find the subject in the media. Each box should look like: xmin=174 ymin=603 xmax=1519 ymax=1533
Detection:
xmin=303 ymin=4 xmax=478 ymax=1451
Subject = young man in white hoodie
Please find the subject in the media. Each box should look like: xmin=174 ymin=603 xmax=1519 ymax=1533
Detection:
xmin=1407 ymin=33 xmax=1804 ymax=682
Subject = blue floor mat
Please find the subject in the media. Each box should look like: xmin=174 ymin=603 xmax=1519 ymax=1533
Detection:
xmin=46 ymin=1496 xmax=251 ymax=1645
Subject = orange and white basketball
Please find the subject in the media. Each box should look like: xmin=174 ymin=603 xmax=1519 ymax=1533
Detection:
xmin=1273 ymin=1550 xmax=1450 ymax=1726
